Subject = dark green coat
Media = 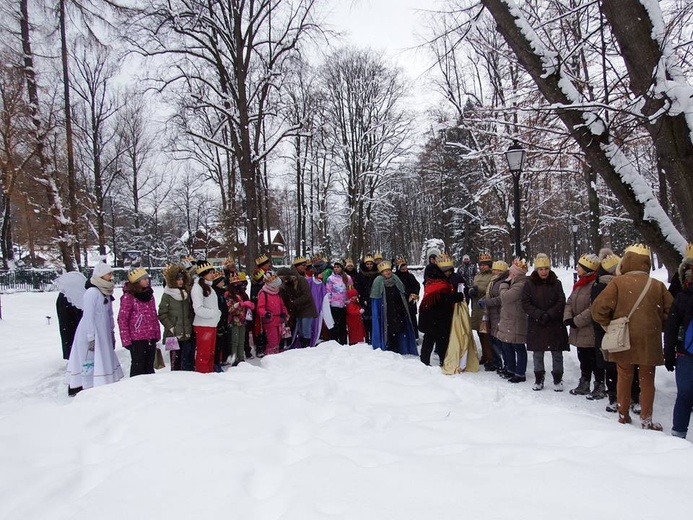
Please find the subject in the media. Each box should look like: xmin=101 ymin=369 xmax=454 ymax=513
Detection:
xmin=158 ymin=288 xmax=194 ymax=341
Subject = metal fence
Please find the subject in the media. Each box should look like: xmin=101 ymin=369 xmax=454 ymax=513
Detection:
xmin=0 ymin=268 xmax=166 ymax=293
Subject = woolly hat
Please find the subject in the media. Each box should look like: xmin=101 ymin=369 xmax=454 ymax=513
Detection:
xmin=377 ymin=261 xmax=393 ymax=273
xmin=462 ymin=254 xmax=471 ymax=262
xmin=492 ymin=260 xmax=508 ymax=272
xmin=92 ymin=261 xmax=114 ymax=279
xmin=577 ymin=253 xmax=600 ymax=272
xmin=427 ymin=247 xmax=441 ymax=259
xmin=533 ymin=253 xmax=551 ymax=269
xmin=601 ymin=254 xmax=621 ymax=274
xmin=436 ymin=254 xmax=455 ymax=272
xmin=127 ymin=267 xmax=150 ymax=284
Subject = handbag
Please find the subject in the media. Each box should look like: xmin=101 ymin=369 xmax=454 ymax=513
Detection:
xmin=81 ymin=349 xmax=95 ymax=377
xmin=601 ymin=277 xmax=652 ymax=353
xmin=154 ymin=347 xmax=166 ymax=369
xmin=165 ymin=336 xmax=180 ymax=351
xmin=479 ymin=314 xmax=489 ymax=334
xmin=281 ymin=323 xmax=293 ymax=339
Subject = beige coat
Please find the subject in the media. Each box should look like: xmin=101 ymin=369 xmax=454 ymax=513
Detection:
xmin=591 ymin=251 xmax=673 ymax=366
xmin=495 ymin=274 xmax=528 ymax=344
xmin=564 ymin=276 xmax=596 ymax=348
xmin=470 ymin=270 xmax=494 ymax=329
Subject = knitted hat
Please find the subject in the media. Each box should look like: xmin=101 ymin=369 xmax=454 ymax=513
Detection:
xmin=601 ymin=254 xmax=621 ymax=274
xmin=436 ymin=254 xmax=455 ymax=271
xmin=377 ymin=261 xmax=393 ymax=273
xmin=196 ymin=261 xmax=215 ymax=276
xmin=492 ymin=260 xmax=508 ymax=272
xmin=92 ymin=262 xmax=114 ymax=279
xmin=533 ymin=253 xmax=551 ymax=269
xmin=293 ymin=256 xmax=308 ymax=266
xmin=462 ymin=254 xmax=471 ymax=262
xmin=127 ymin=267 xmax=150 ymax=284
xmin=427 ymin=247 xmax=441 ymax=259
xmin=577 ymin=253 xmax=600 ymax=272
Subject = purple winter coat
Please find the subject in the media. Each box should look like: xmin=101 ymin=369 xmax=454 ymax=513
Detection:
xmin=118 ymin=284 xmax=161 ymax=347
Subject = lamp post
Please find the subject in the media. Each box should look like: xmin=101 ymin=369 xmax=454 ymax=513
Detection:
xmin=505 ymin=141 xmax=526 ymax=258
xmin=572 ymin=222 xmax=579 ymax=283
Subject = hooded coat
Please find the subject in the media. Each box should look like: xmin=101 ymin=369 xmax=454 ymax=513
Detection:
xmin=482 ymin=271 xmax=510 ymax=339
xmin=277 ymin=266 xmax=318 ymax=319
xmin=564 ymin=273 xmax=597 ymax=348
xmin=118 ymin=282 xmax=161 ymax=347
xmin=521 ymin=270 xmax=569 ymax=352
xmin=592 ymin=251 xmax=673 ymax=366
xmin=158 ymin=266 xmax=193 ymax=342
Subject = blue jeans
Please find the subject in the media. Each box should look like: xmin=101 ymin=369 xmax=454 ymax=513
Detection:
xmin=295 ymin=317 xmax=314 ymax=340
xmin=491 ymin=336 xmax=504 ymax=369
xmin=673 ymin=355 xmax=693 ymax=438
xmin=501 ymin=341 xmax=527 ymax=377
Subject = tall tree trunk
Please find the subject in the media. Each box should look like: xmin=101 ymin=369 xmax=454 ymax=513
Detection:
xmin=19 ymin=0 xmax=76 ymax=271
xmin=481 ymin=0 xmax=685 ymax=275
xmin=601 ymin=0 xmax=693 ymax=242
xmin=59 ymin=0 xmax=81 ymax=267
xmin=1 ymin=193 xmax=14 ymax=268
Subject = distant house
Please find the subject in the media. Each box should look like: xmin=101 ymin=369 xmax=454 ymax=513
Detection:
xmin=259 ymin=229 xmax=287 ymax=266
xmin=187 ymin=227 xmax=234 ymax=264
xmin=181 ymin=226 xmax=287 ymax=267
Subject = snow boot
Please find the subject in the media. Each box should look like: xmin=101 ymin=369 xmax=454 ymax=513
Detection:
xmin=640 ymin=418 xmax=663 ymax=431
xmin=618 ymin=412 xmax=632 ymax=425
xmin=67 ymin=386 xmax=83 ymax=397
xmin=300 ymin=337 xmax=311 ymax=349
xmin=552 ymin=371 xmax=564 ymax=392
xmin=586 ymin=381 xmax=607 ymax=400
xmin=532 ymin=371 xmax=545 ymax=391
xmin=570 ymin=377 xmax=591 ymax=395
xmin=605 ymin=393 xmax=618 ymax=413
xmin=508 ymin=375 xmax=526 ymax=383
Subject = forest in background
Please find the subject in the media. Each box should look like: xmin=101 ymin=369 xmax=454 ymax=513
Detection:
xmin=1 ymin=0 xmax=691 ymax=276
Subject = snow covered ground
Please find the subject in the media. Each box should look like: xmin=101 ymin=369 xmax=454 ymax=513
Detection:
xmin=0 ymin=268 xmax=692 ymax=520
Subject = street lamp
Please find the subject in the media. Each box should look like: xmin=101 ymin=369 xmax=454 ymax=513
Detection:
xmin=505 ymin=141 xmax=526 ymax=258
xmin=572 ymin=222 xmax=579 ymax=283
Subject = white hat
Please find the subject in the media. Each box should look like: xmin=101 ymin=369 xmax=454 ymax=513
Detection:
xmin=92 ymin=262 xmax=114 ymax=279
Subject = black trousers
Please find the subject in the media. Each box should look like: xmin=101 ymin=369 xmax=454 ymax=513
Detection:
xmin=330 ymin=307 xmax=347 ymax=345
xmin=420 ymin=331 xmax=450 ymax=366
xmin=577 ymin=347 xmax=605 ymax=383
xmin=130 ymin=339 xmax=156 ymax=377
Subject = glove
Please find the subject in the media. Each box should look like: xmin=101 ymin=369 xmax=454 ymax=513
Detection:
xmin=264 ymin=311 xmax=272 ymax=319
xmin=539 ymin=313 xmax=550 ymax=325
xmin=563 ymin=318 xmax=576 ymax=328
xmin=665 ymin=359 xmax=676 ymax=372
xmin=468 ymin=286 xmax=478 ymax=298
xmin=87 ymin=340 xmax=95 ymax=351
xmin=477 ymin=299 xmax=486 ymax=309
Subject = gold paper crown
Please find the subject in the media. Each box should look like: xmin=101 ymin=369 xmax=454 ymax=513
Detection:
xmin=377 ymin=260 xmax=392 ymax=273
xmin=624 ymin=243 xmax=651 ymax=257
xmin=345 ymin=257 xmax=355 ymax=267
xmin=196 ymin=262 xmax=215 ymax=276
xmin=577 ymin=254 xmax=600 ymax=272
xmin=293 ymin=256 xmax=308 ymax=266
xmin=436 ymin=254 xmax=455 ymax=270
xmin=363 ymin=255 xmax=375 ymax=263
xmin=237 ymin=271 xmax=248 ymax=282
xmin=685 ymin=242 xmax=693 ymax=259
xmin=252 ymin=268 xmax=265 ymax=282
xmin=492 ymin=260 xmax=509 ymax=271
xmin=478 ymin=252 xmax=493 ymax=263
xmin=374 ymin=253 xmax=383 ymax=260
xmin=228 ymin=273 xmax=244 ymax=284
xmin=332 ymin=258 xmax=344 ymax=267
xmin=601 ymin=254 xmax=621 ymax=273
xmin=533 ymin=253 xmax=551 ymax=269
xmin=394 ymin=257 xmax=407 ymax=266
xmin=127 ymin=267 xmax=149 ymax=284
xmin=512 ymin=257 xmax=528 ymax=271
xmin=264 ymin=270 xmax=278 ymax=284
xmin=255 ymin=254 xmax=269 ymax=266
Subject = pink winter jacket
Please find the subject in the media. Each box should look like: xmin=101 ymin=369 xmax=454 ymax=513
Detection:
xmin=118 ymin=285 xmax=161 ymax=347
xmin=256 ymin=287 xmax=288 ymax=328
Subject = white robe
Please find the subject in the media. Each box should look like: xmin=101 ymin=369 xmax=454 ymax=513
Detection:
xmin=66 ymin=287 xmax=124 ymax=389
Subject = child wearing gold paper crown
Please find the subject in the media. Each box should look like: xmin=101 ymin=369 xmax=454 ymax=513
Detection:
xmin=256 ymin=271 xmax=289 ymax=356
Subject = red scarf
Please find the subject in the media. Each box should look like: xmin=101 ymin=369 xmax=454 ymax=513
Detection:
xmin=572 ymin=271 xmax=597 ymax=291
xmin=420 ymin=278 xmax=452 ymax=311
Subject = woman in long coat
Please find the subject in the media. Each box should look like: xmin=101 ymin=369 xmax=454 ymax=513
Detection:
xmin=66 ymin=262 xmax=123 ymax=395
xmin=521 ymin=254 xmax=569 ymax=391
xmin=158 ymin=264 xmax=194 ymax=371
xmin=495 ymin=258 xmax=529 ymax=383
xmin=479 ymin=261 xmax=509 ymax=375
xmin=592 ymin=244 xmax=673 ymax=430
xmin=564 ymin=254 xmax=600 ymax=395
xmin=370 ymin=261 xmax=417 ymax=355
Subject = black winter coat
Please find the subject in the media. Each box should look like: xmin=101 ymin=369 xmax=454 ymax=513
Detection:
xmin=664 ymin=283 xmax=693 ymax=362
xmin=395 ymin=270 xmax=421 ymax=315
xmin=521 ymin=270 xmax=569 ymax=352
xmin=354 ymin=263 xmax=379 ymax=317
xmin=418 ymin=267 xmax=466 ymax=335
xmin=590 ymin=267 xmax=614 ymax=349
xmin=56 ymin=293 xmax=83 ymax=360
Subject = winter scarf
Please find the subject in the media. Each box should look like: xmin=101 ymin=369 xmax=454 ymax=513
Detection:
xmin=572 ymin=270 xmax=597 ymax=291
xmin=163 ymin=286 xmax=188 ymax=301
xmin=90 ymin=276 xmax=114 ymax=297
xmin=508 ymin=264 xmax=527 ymax=280
xmin=262 ymin=281 xmax=281 ymax=295
xmin=420 ymin=278 xmax=452 ymax=312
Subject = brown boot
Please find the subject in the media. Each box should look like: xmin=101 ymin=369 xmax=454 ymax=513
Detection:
xmin=618 ymin=412 xmax=631 ymax=424
xmin=640 ymin=418 xmax=663 ymax=431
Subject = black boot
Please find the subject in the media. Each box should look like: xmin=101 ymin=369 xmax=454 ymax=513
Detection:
xmin=605 ymin=392 xmax=618 ymax=412
xmin=551 ymin=371 xmax=564 ymax=392
xmin=587 ymin=380 xmax=607 ymax=400
xmin=570 ymin=377 xmax=591 ymax=395
xmin=300 ymin=337 xmax=311 ymax=349
xmin=532 ymin=371 xmax=545 ymax=391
